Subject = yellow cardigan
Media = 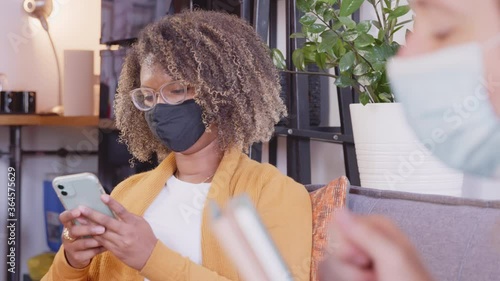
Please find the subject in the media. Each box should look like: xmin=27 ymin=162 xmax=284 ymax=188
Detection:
xmin=42 ymin=149 xmax=312 ymax=281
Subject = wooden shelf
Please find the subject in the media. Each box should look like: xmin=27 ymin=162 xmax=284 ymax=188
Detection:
xmin=0 ymin=115 xmax=99 ymax=126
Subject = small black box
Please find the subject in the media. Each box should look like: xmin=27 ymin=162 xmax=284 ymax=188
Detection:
xmin=0 ymin=91 xmax=36 ymax=114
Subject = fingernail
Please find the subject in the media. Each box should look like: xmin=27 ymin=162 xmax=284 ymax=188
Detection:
xmin=92 ymin=226 xmax=105 ymax=234
xmin=101 ymin=194 xmax=110 ymax=203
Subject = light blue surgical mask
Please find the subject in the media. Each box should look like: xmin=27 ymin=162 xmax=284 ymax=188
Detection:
xmin=387 ymin=37 xmax=500 ymax=179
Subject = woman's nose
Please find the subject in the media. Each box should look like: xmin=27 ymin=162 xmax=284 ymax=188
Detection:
xmin=156 ymin=92 xmax=166 ymax=104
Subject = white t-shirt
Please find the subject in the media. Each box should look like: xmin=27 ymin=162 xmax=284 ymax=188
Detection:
xmin=143 ymin=175 xmax=211 ymax=278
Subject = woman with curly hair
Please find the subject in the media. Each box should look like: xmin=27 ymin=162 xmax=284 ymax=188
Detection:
xmin=42 ymin=10 xmax=312 ymax=281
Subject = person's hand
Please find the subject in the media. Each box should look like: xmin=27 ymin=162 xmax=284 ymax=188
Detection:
xmin=319 ymin=210 xmax=434 ymax=281
xmin=79 ymin=194 xmax=158 ymax=271
xmin=59 ymin=209 xmax=106 ymax=269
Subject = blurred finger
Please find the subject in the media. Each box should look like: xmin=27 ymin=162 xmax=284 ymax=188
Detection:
xmin=59 ymin=209 xmax=82 ymax=228
xmin=328 ymin=219 xmax=371 ymax=268
xmin=335 ymin=240 xmax=372 ymax=268
xmin=334 ymin=210 xmax=404 ymax=262
xmin=319 ymin=254 xmax=375 ymax=281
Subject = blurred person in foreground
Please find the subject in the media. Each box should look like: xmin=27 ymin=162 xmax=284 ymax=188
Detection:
xmin=321 ymin=0 xmax=500 ymax=280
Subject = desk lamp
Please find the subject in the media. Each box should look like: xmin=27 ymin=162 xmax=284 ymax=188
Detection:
xmin=23 ymin=0 xmax=63 ymax=115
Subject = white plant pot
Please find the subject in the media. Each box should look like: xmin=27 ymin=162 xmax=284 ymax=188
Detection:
xmin=350 ymin=103 xmax=463 ymax=196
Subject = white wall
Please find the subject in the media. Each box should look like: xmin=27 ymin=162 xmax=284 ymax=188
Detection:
xmin=0 ymin=0 xmax=102 ymax=276
xmin=1 ymin=0 xmax=103 ymax=112
xmin=360 ymin=0 xmax=413 ymax=44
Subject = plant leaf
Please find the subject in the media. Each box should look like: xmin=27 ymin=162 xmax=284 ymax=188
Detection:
xmin=339 ymin=51 xmax=355 ymax=72
xmin=339 ymin=0 xmax=364 ymax=17
xmin=333 ymin=38 xmax=347 ymax=57
xmin=331 ymin=20 xmax=344 ymax=31
xmin=383 ymin=0 xmax=392 ymax=9
xmin=318 ymin=30 xmax=338 ymax=52
xmin=343 ymin=29 xmax=359 ymax=42
xmin=309 ymin=23 xmax=327 ymax=33
xmin=356 ymin=20 xmax=372 ymax=33
xmin=317 ymin=0 xmax=337 ymax=4
xmin=314 ymin=2 xmax=328 ymax=16
xmin=388 ymin=5 xmax=411 ymax=21
xmin=325 ymin=51 xmax=338 ymax=66
xmin=358 ymin=75 xmax=372 ymax=87
xmin=377 ymin=28 xmax=386 ymax=41
xmin=391 ymin=41 xmax=401 ymax=54
xmin=355 ymin=33 xmax=375 ymax=48
xmin=358 ymin=72 xmax=382 ymax=86
xmin=290 ymin=32 xmax=306 ymax=38
xmin=395 ymin=19 xmax=413 ymax=27
xmin=378 ymin=92 xmax=393 ymax=103
xmin=359 ymin=92 xmax=370 ymax=105
xmin=334 ymin=75 xmax=356 ymax=88
xmin=303 ymin=43 xmax=318 ymax=63
xmin=338 ymin=16 xmax=356 ymax=29
xmin=359 ymin=43 xmax=396 ymax=67
xmin=271 ymin=49 xmax=286 ymax=70
xmin=299 ymin=13 xmax=317 ymax=26
xmin=390 ymin=26 xmax=404 ymax=36
xmin=353 ymin=62 xmax=370 ymax=76
xmin=315 ymin=52 xmax=328 ymax=70
xmin=323 ymin=8 xmax=336 ymax=22
xmin=292 ymin=49 xmax=305 ymax=71
xmin=372 ymin=20 xmax=382 ymax=30
xmin=297 ymin=0 xmax=312 ymax=12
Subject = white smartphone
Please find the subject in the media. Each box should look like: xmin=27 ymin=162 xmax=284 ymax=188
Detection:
xmin=52 ymin=173 xmax=115 ymax=218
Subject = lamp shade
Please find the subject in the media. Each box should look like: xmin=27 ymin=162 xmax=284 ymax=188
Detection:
xmin=23 ymin=0 xmax=53 ymax=19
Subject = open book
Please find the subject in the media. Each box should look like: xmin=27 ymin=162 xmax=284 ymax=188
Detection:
xmin=209 ymin=196 xmax=294 ymax=281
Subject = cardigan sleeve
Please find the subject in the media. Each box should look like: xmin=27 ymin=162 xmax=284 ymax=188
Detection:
xmin=256 ymin=175 xmax=313 ymax=281
xmin=40 ymin=245 xmax=101 ymax=281
xmin=139 ymin=241 xmax=235 ymax=281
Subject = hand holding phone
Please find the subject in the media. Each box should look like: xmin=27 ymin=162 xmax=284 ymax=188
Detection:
xmin=52 ymin=173 xmax=115 ymax=219
xmin=53 ymin=173 xmax=158 ymax=271
xmin=52 ymin=173 xmax=112 ymax=268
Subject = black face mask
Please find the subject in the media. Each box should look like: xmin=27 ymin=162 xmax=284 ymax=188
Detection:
xmin=145 ymin=99 xmax=206 ymax=152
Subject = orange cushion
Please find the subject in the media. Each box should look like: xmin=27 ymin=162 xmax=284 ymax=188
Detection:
xmin=309 ymin=176 xmax=350 ymax=281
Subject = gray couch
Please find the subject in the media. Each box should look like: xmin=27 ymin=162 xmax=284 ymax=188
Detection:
xmin=306 ymin=185 xmax=500 ymax=281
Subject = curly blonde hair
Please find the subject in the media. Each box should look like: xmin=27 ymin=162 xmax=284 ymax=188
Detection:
xmin=114 ymin=10 xmax=286 ymax=162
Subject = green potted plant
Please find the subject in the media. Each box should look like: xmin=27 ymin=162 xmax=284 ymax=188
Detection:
xmin=273 ymin=0 xmax=463 ymax=194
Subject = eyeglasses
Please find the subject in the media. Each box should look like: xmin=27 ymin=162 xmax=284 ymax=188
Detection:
xmin=130 ymin=80 xmax=188 ymax=111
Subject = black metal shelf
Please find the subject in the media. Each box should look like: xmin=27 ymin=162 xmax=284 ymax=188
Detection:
xmin=274 ymin=126 xmax=354 ymax=144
